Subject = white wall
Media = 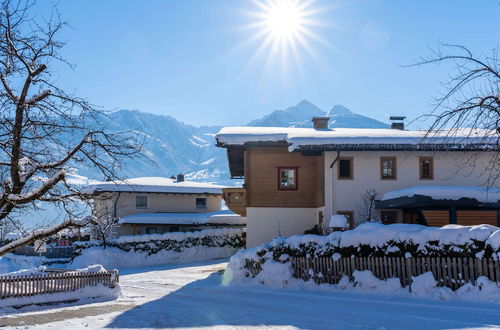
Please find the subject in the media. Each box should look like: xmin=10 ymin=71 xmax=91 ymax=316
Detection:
xmin=324 ymin=150 xmax=495 ymax=227
xmin=93 ymin=193 xmax=222 ymax=219
xmin=246 ymin=207 xmax=323 ymax=248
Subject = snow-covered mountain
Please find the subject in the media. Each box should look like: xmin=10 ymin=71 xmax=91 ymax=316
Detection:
xmin=74 ymin=110 xmax=229 ymax=185
xmin=248 ymin=100 xmax=388 ymax=128
xmin=75 ymin=102 xmax=388 ymax=185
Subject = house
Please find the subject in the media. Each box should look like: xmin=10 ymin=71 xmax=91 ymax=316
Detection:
xmin=216 ymin=117 xmax=500 ymax=247
xmin=88 ymin=175 xmax=245 ymax=236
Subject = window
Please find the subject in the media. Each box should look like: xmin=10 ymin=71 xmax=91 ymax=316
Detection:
xmin=196 ymin=197 xmax=207 ymax=210
xmin=380 ymin=210 xmax=398 ymax=224
xmin=337 ymin=211 xmax=354 ymax=229
xmin=338 ymin=157 xmax=353 ymax=180
xmin=380 ymin=157 xmax=397 ymax=180
xmin=169 ymin=226 xmax=180 ymax=232
xmin=278 ymin=167 xmax=298 ymax=190
xmin=136 ymin=195 xmax=148 ymax=209
xmin=419 ymin=157 xmax=434 ymax=180
xmin=146 ymin=227 xmax=157 ymax=234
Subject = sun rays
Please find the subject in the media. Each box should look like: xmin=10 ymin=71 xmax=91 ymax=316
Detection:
xmin=237 ymin=0 xmax=332 ymax=81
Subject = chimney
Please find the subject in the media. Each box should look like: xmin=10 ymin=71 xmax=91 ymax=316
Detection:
xmin=390 ymin=116 xmax=406 ymax=130
xmin=176 ymin=173 xmax=185 ymax=182
xmin=312 ymin=117 xmax=330 ymax=129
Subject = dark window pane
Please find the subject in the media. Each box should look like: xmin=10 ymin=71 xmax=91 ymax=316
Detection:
xmin=136 ymin=196 xmax=148 ymax=208
xmin=196 ymin=198 xmax=207 ymax=209
xmin=380 ymin=211 xmax=397 ymax=224
xmin=339 ymin=159 xmax=351 ymax=178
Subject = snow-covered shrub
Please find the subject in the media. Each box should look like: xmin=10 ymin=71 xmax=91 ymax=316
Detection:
xmin=226 ymin=223 xmax=500 ymax=289
xmin=71 ymin=228 xmax=245 ymax=268
xmin=242 ymin=223 xmax=500 ymax=265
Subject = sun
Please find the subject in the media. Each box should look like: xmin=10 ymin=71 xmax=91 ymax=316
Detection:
xmin=263 ymin=1 xmax=304 ymax=39
xmin=240 ymin=0 xmax=329 ymax=73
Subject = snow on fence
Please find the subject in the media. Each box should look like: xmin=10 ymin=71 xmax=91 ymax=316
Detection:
xmin=0 ymin=269 xmax=119 ymax=299
xmin=289 ymin=257 xmax=500 ymax=290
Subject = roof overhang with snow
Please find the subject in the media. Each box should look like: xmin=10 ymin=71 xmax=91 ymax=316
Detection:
xmin=378 ymin=186 xmax=500 ymax=210
xmin=216 ymin=127 xmax=498 ymax=178
xmin=215 ymin=127 xmax=499 ymax=152
xmin=118 ymin=210 xmax=246 ymax=226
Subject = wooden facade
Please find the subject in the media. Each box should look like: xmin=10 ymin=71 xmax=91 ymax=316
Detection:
xmin=244 ymin=146 xmax=324 ymax=208
xmin=404 ymin=210 xmax=500 ymax=227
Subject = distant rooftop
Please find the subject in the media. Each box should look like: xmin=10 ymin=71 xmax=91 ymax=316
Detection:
xmin=86 ymin=177 xmax=226 ymax=195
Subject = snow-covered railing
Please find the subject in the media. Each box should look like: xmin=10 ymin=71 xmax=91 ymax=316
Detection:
xmin=0 ymin=269 xmax=119 ymax=299
xmin=290 ymin=256 xmax=500 ymax=290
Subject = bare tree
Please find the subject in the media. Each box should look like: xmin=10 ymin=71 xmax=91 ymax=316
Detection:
xmin=408 ymin=43 xmax=500 ymax=184
xmin=0 ymin=0 xmax=140 ymax=254
xmin=90 ymin=203 xmax=119 ymax=249
xmin=358 ymin=189 xmax=380 ymax=222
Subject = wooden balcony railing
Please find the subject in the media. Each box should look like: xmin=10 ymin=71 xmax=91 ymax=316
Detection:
xmin=223 ymin=188 xmax=247 ymax=217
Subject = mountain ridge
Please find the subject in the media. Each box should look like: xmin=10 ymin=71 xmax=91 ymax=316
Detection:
xmin=76 ymin=101 xmax=389 ymax=185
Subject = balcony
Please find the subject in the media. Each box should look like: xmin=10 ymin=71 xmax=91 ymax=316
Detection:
xmin=223 ymin=188 xmax=247 ymax=217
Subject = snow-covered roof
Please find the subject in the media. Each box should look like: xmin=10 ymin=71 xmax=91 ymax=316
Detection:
xmin=86 ymin=177 xmax=226 ymax=194
xmin=216 ymin=127 xmax=496 ymax=151
xmin=118 ymin=210 xmax=246 ymax=226
xmin=381 ymin=186 xmax=500 ymax=204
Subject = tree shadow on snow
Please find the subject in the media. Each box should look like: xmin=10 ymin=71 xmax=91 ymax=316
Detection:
xmin=105 ymin=270 xmax=500 ymax=329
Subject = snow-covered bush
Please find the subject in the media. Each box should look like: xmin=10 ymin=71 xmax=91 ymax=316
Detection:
xmin=240 ymin=223 xmax=500 ymax=265
xmin=224 ymin=223 xmax=500 ymax=302
xmin=226 ymin=223 xmax=500 ymax=286
xmin=71 ymin=228 xmax=245 ymax=268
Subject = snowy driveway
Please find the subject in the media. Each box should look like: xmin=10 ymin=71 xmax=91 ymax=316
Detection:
xmin=1 ymin=259 xmax=500 ymax=329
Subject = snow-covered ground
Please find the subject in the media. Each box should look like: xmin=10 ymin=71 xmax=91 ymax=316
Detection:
xmin=1 ymin=259 xmax=500 ymax=329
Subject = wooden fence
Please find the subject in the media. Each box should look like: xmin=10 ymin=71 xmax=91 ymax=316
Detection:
xmin=0 ymin=270 xmax=119 ymax=299
xmin=290 ymin=257 xmax=500 ymax=290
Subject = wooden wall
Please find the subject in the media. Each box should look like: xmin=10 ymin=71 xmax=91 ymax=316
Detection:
xmin=245 ymin=146 xmax=324 ymax=208
xmin=421 ymin=210 xmax=498 ymax=227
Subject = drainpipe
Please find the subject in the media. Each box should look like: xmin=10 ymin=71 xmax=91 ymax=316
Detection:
xmin=113 ymin=192 xmax=122 ymax=219
xmin=327 ymin=151 xmax=341 ymax=231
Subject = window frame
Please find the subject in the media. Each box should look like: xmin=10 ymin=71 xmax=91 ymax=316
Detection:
xmin=380 ymin=157 xmax=397 ymax=180
xmin=419 ymin=156 xmax=434 ymax=180
xmin=196 ymin=197 xmax=207 ymax=210
xmin=277 ymin=167 xmax=299 ymax=191
xmin=336 ymin=210 xmax=354 ymax=229
xmin=135 ymin=195 xmax=149 ymax=209
xmin=337 ymin=157 xmax=354 ymax=180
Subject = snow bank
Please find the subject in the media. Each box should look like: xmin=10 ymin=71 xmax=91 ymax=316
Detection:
xmin=224 ymin=260 xmax=500 ymax=304
xmin=71 ymin=228 xmax=245 ymax=269
xmin=0 ymin=254 xmax=47 ymax=274
xmin=381 ymin=185 xmax=500 ymax=203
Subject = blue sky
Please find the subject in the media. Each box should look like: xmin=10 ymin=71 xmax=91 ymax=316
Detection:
xmin=39 ymin=0 xmax=499 ymax=127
